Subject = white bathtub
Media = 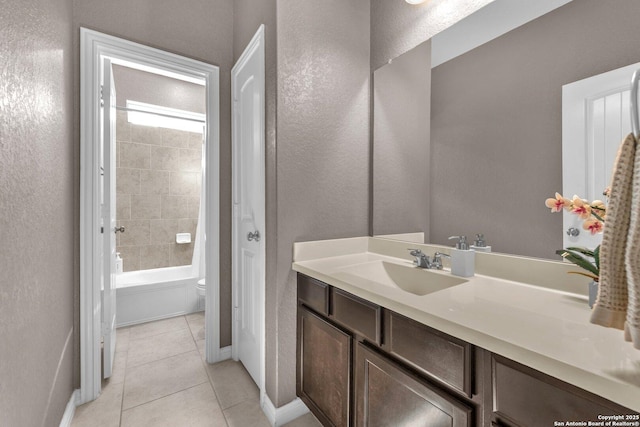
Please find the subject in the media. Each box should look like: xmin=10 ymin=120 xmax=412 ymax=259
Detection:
xmin=115 ymin=265 xmax=202 ymax=327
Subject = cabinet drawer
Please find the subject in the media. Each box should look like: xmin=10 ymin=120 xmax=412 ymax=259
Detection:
xmin=384 ymin=310 xmax=473 ymax=397
xmin=332 ymin=288 xmax=381 ymax=345
xmin=492 ymin=354 xmax=634 ymax=426
xmin=354 ymin=342 xmax=472 ymax=427
xmin=297 ymin=274 xmax=329 ymax=316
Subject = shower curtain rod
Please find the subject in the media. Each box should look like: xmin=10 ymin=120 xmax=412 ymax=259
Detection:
xmin=115 ymin=105 xmax=206 ymax=123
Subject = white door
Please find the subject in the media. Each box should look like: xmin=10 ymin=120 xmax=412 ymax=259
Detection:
xmin=101 ymin=58 xmax=117 ymax=378
xmin=562 ymin=62 xmax=640 ymax=249
xmin=232 ymin=26 xmax=265 ymax=387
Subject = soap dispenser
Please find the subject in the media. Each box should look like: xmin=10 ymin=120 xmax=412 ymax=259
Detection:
xmin=470 ymin=233 xmax=491 ymax=252
xmin=448 ymin=236 xmax=475 ymax=277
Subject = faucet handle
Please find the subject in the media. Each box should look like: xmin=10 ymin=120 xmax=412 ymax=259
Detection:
xmin=432 ymin=252 xmax=451 ymax=270
xmin=408 ymin=248 xmax=423 ymax=256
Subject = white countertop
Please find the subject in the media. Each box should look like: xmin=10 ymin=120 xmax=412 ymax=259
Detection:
xmin=292 ymin=239 xmax=640 ymax=412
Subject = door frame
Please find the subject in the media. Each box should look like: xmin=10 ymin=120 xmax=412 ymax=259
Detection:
xmin=231 ymin=25 xmax=266 ymax=402
xmin=79 ymin=28 xmax=220 ymax=404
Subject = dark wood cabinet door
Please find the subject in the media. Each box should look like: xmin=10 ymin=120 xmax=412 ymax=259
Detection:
xmin=355 ymin=342 xmax=472 ymax=427
xmin=492 ymin=354 xmax=636 ymax=426
xmin=297 ymin=306 xmax=351 ymax=427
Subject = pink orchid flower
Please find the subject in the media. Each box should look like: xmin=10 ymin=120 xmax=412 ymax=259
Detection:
xmin=545 ymin=192 xmax=570 ymax=213
xmin=583 ymin=218 xmax=603 ymax=235
xmin=571 ymin=196 xmax=591 ymax=219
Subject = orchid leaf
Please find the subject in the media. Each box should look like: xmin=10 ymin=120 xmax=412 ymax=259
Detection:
xmin=593 ymin=245 xmax=600 ymax=270
xmin=556 ymin=249 xmax=599 ymax=276
xmin=565 ymin=246 xmax=595 ymax=258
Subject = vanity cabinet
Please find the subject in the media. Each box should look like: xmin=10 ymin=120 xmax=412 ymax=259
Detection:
xmin=296 ymin=273 xmax=636 ymax=426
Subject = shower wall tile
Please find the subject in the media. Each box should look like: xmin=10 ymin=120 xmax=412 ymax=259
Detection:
xmin=116 ymin=113 xmax=201 ymax=272
xmin=170 ymin=172 xmax=198 ymax=195
xmin=150 ymin=146 xmax=181 ymax=171
xmin=117 ymin=194 xmax=131 ymax=220
xmin=150 ymin=219 xmax=180 ymax=245
xmin=161 ymin=195 xmax=191 ymax=219
xmin=117 ymin=169 xmax=141 ymax=195
xmin=116 ymin=111 xmax=131 ymax=142
xmin=188 ymin=132 xmax=203 ymax=150
xmin=131 ymin=195 xmax=162 ymax=220
xmin=178 ymin=218 xmax=198 ymax=237
xmin=131 ymin=124 xmax=162 ymax=146
xmin=140 ymin=170 xmax=171 ymax=195
xmin=163 ymin=129 xmax=190 ymax=149
xmin=117 ymin=246 xmax=141 ymax=272
xmin=140 ymin=245 xmax=172 ymax=270
xmin=120 ymin=143 xmax=151 ymax=169
xmin=119 ymin=220 xmax=151 ymax=246
xmin=172 ymin=243 xmax=195 ymax=267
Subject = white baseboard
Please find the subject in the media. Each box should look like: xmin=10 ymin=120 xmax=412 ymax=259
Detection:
xmin=219 ymin=345 xmax=232 ymax=361
xmin=59 ymin=389 xmax=80 ymax=427
xmin=262 ymin=394 xmax=309 ymax=427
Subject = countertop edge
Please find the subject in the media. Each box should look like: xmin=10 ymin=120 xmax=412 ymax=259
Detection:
xmin=292 ymin=262 xmax=640 ymax=412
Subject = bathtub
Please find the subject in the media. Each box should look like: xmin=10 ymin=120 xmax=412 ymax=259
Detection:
xmin=114 ymin=265 xmax=202 ymax=327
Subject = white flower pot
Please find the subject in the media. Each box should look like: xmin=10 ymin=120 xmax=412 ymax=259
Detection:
xmin=589 ymin=281 xmax=598 ymax=308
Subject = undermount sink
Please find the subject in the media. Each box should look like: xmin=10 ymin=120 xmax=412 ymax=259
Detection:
xmin=333 ymin=260 xmax=468 ymax=296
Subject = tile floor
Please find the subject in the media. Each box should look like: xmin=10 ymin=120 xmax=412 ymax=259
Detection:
xmin=71 ymin=313 xmax=322 ymax=427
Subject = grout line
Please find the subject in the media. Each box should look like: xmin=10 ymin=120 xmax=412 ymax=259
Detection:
xmin=125 ymin=347 xmax=199 ymax=372
xmin=120 ymin=380 xmax=210 ymax=414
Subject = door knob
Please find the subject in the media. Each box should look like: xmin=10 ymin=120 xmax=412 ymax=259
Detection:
xmin=247 ymin=230 xmax=261 ymax=242
xmin=115 ymin=226 xmax=125 ymax=234
xmin=566 ymin=227 xmax=580 ymax=237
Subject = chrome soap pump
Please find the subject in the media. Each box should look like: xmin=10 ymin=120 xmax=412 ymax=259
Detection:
xmin=448 ymin=236 xmax=475 ymax=277
xmin=470 ymin=233 xmax=491 ymax=252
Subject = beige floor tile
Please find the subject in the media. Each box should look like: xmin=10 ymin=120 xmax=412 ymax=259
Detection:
xmin=196 ymin=338 xmax=206 ymax=359
xmin=186 ymin=311 xmax=205 ymax=340
xmin=207 ymin=360 xmax=259 ymax=410
xmin=122 ymin=350 xmax=208 ymax=410
xmin=223 ymin=399 xmax=271 ymax=427
xmin=106 ymin=350 xmax=127 ymax=385
xmin=115 ymin=327 xmax=131 ymax=353
xmin=71 ymin=381 xmax=123 ymax=427
xmin=282 ymin=412 xmax=323 ymax=427
xmin=128 ymin=316 xmax=188 ymax=340
xmin=121 ymin=383 xmax=227 ymax=427
xmin=126 ymin=328 xmax=196 ymax=368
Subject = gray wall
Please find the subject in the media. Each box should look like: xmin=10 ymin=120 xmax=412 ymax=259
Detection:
xmin=275 ymin=0 xmax=371 ymax=406
xmin=232 ymin=0 xmax=280 ymax=406
xmin=370 ymin=0 xmax=492 ymax=70
xmin=73 ymin=0 xmax=234 ymax=347
xmin=430 ymin=0 xmax=640 ymax=259
xmin=373 ymin=40 xmax=431 ymax=238
xmin=0 ymin=0 xmax=76 ymax=424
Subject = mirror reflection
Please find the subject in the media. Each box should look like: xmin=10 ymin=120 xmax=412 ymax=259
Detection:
xmin=372 ymin=0 xmax=640 ymax=260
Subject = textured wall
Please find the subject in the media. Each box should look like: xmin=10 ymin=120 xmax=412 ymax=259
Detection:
xmin=370 ymin=0 xmax=493 ymax=70
xmin=115 ymin=113 xmax=202 ymax=272
xmin=0 ymin=0 xmax=75 ymax=424
xmin=73 ymin=0 xmax=234 ymax=346
xmin=275 ymin=0 xmax=370 ymax=406
xmin=373 ymin=40 xmax=431 ymax=238
xmin=430 ymin=0 xmax=640 ymax=259
xmin=232 ymin=0 xmax=279 ymax=406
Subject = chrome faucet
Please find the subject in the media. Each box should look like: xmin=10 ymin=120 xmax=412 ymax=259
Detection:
xmin=432 ymin=252 xmax=451 ymax=270
xmin=408 ymin=249 xmax=433 ymax=269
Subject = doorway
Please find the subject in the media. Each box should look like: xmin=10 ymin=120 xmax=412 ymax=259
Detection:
xmin=79 ymin=28 xmax=220 ymax=404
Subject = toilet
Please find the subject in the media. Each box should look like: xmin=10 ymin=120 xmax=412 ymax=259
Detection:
xmin=196 ymin=278 xmax=206 ymax=297
xmin=196 ymin=279 xmax=206 ymax=312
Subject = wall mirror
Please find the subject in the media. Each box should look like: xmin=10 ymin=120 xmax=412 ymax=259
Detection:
xmin=372 ymin=0 xmax=640 ymax=260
